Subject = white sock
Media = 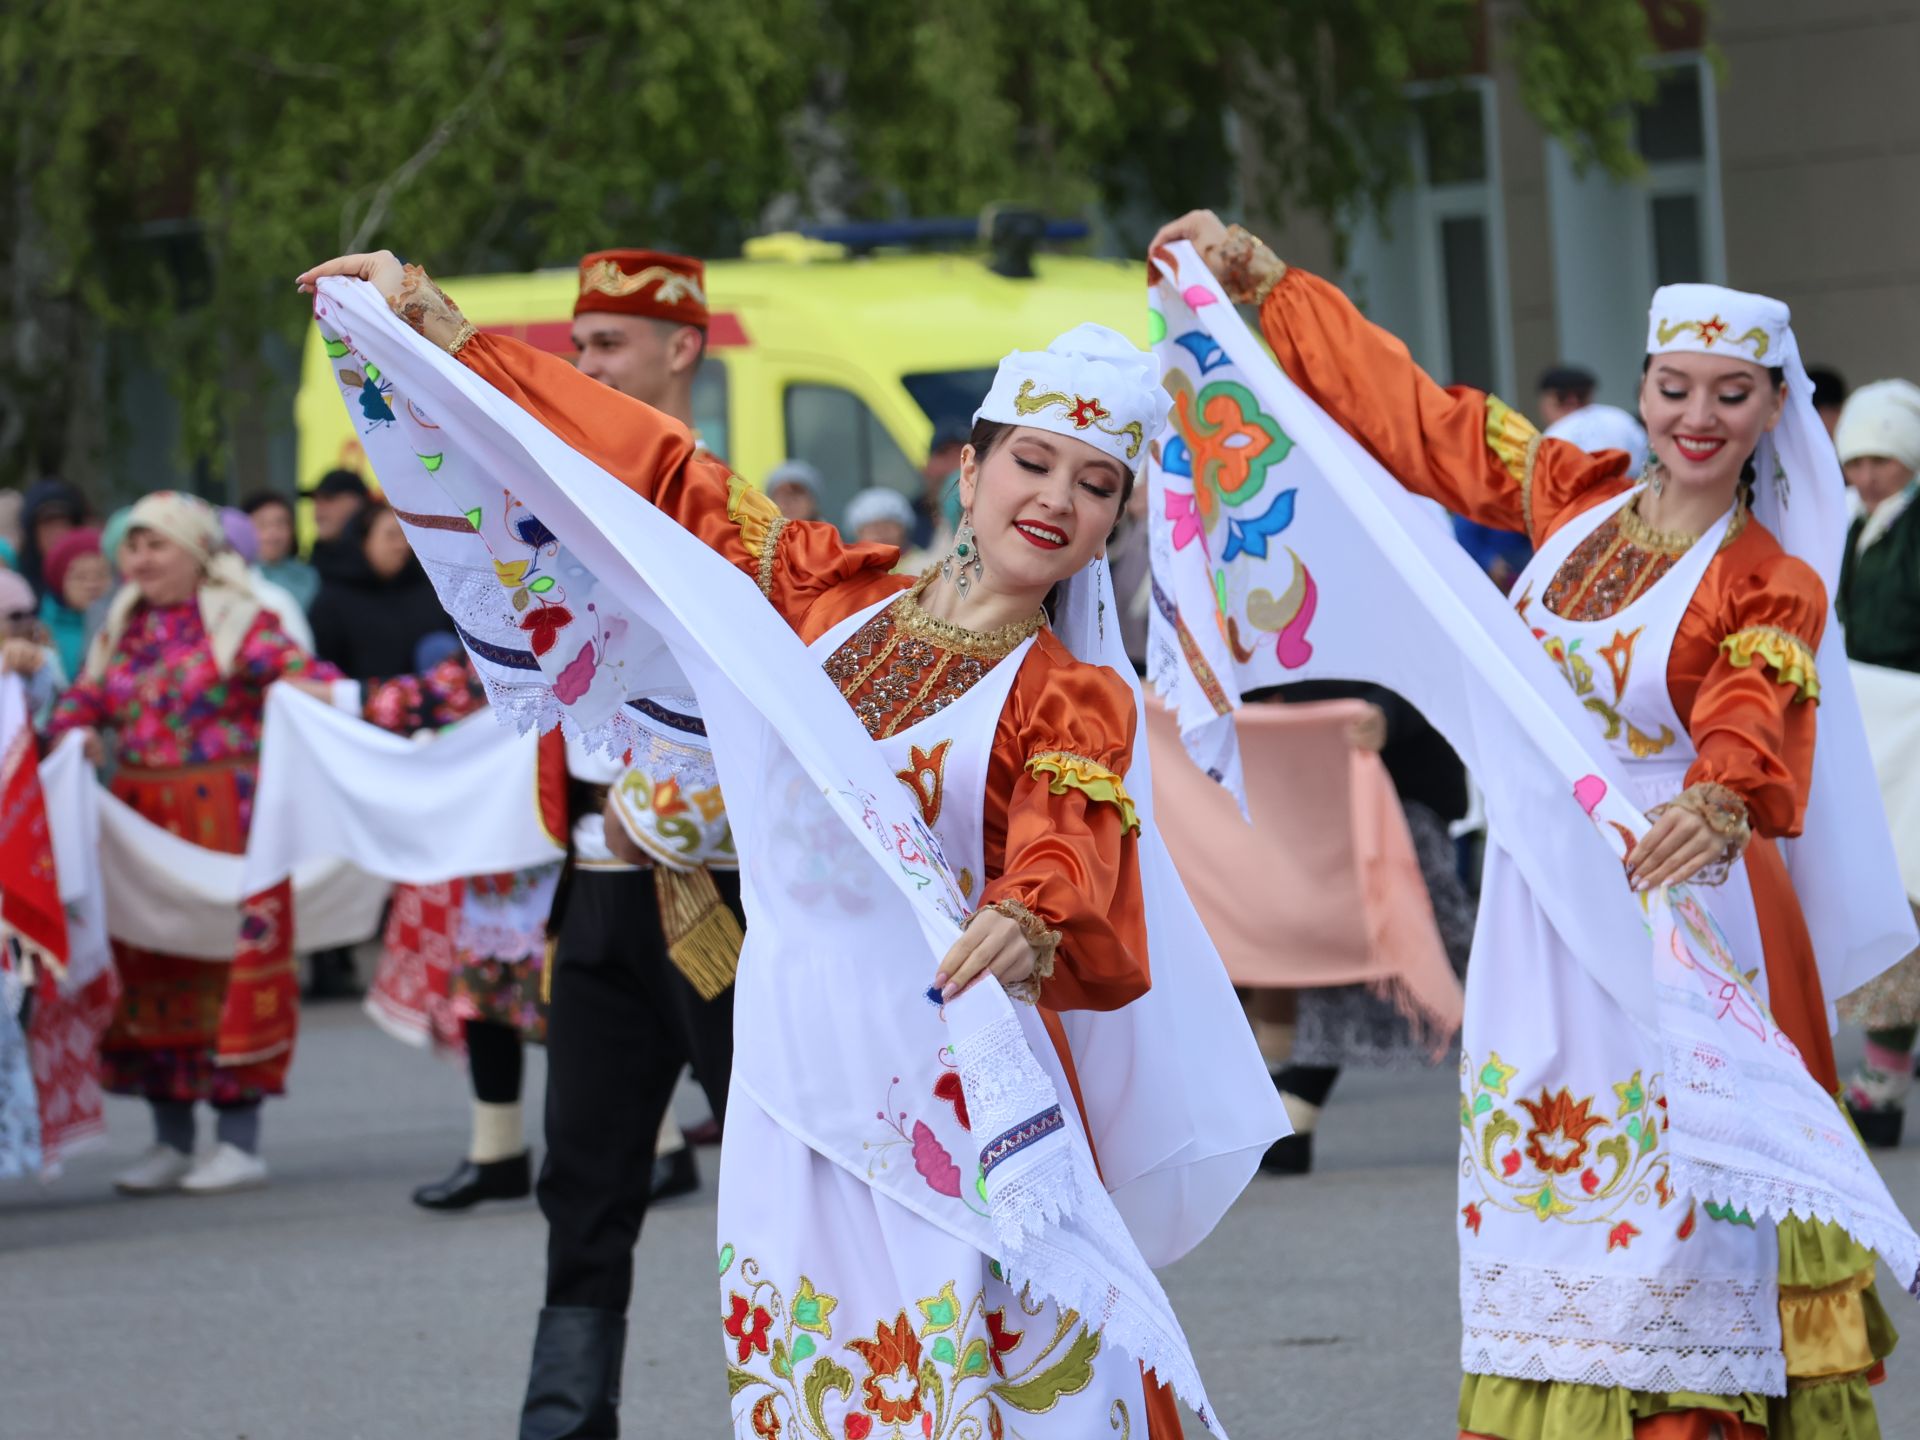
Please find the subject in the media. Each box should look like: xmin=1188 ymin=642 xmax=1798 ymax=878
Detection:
xmin=1279 ymin=1091 xmax=1321 ymax=1136
xmin=657 ymin=1107 xmax=685 ymax=1155
xmin=469 ymin=1100 xmax=524 ymax=1164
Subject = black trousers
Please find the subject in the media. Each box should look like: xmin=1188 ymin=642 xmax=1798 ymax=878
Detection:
xmin=539 ymin=866 xmax=736 ymax=1313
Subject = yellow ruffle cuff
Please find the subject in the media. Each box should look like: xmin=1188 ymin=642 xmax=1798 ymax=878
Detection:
xmin=1720 ymin=625 xmax=1821 ymax=703
xmin=1025 ymin=752 xmax=1140 ymax=834
xmin=1485 ymin=395 xmax=1541 ymax=486
xmin=725 ymin=476 xmax=787 ymax=595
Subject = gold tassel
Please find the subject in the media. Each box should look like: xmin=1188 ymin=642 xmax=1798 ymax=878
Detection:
xmin=654 ymin=865 xmax=743 ymax=1001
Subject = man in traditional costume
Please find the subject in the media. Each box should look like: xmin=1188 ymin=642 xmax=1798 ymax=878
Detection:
xmin=518 ymin=249 xmax=744 ymax=1438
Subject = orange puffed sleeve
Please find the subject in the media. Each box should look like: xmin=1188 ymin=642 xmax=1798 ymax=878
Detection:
xmin=456 ymin=332 xmax=902 ymax=640
xmin=980 ymin=633 xmax=1148 ymax=1013
xmin=1255 ymin=267 xmax=1632 ymax=542
xmin=1682 ymin=549 xmax=1827 ymax=839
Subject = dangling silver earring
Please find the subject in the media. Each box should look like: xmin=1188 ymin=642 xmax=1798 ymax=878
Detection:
xmin=942 ymin=513 xmax=983 ymax=599
xmin=1642 ymin=454 xmax=1667 ymax=498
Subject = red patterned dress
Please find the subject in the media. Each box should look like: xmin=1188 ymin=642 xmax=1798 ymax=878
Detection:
xmin=48 ymin=601 xmax=336 ymax=1103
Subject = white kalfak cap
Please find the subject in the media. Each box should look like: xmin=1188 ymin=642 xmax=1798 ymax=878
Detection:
xmin=974 ymin=322 xmax=1164 ymax=472
xmin=1646 ymin=283 xmax=1790 ymax=365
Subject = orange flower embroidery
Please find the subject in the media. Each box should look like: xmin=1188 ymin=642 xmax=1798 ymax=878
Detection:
xmin=847 ymin=1312 xmax=924 ymax=1426
xmin=895 ymin=740 xmax=951 ymax=828
xmin=1598 ymin=627 xmax=1642 ymax=702
xmin=1517 ymin=1088 xmax=1607 ymax=1177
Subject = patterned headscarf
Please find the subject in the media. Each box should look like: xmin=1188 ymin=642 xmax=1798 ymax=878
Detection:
xmin=87 ymin=491 xmax=263 ymax=680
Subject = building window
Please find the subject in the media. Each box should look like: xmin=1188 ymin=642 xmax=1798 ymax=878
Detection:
xmin=1543 ymin=53 xmax=1723 ymax=414
xmin=782 ymin=383 xmax=919 ymax=529
xmin=1343 ymin=79 xmax=1513 ymax=397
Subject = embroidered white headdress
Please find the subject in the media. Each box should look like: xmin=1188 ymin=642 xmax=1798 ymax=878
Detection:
xmin=974 ymin=322 xmax=1164 ymax=471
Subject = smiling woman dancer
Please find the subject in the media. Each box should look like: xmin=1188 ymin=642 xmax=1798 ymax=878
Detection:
xmin=1156 ymin=210 xmax=1900 ymax=1440
xmin=294 ymin=248 xmax=1246 ymax=1439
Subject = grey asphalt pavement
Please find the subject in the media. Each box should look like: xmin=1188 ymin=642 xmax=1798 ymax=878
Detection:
xmin=4 ymin=1003 xmax=1918 ymax=1438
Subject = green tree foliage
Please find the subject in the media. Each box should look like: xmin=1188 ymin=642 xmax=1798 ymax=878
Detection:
xmin=0 ymin=0 xmax=1662 ymax=488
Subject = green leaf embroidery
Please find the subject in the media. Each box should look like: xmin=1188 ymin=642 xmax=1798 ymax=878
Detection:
xmin=771 ymin=1339 xmax=792 ymax=1380
xmin=726 ymin=1366 xmax=759 ymax=1396
xmin=418 ymin=452 xmax=444 ymax=472
xmin=1472 ymin=1094 xmax=1492 ymax=1116
xmin=528 ymin=575 xmax=556 ymax=593
xmin=958 ymin=1337 xmax=991 ymax=1377
xmin=717 ymin=1244 xmax=735 ymax=1275
xmin=802 ymin=1359 xmax=854 ymax=1435
xmin=931 ymin=1336 xmax=956 ymax=1367
xmin=791 ymin=1335 xmax=816 ymax=1364
xmin=992 ymin=1324 xmax=1100 ymax=1412
xmin=464 ymin=508 xmax=483 ymax=530
xmin=324 ymin=339 xmax=349 ymax=359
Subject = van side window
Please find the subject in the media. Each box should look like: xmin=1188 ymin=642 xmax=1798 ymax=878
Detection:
xmin=692 ymin=359 xmax=730 ymax=462
xmin=782 ymin=384 xmax=919 ymax=529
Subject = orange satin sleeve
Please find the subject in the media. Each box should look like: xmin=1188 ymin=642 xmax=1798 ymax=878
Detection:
xmin=1255 ymin=267 xmax=1631 ymax=542
xmin=980 ymin=633 xmax=1148 ymax=1013
xmin=456 ymin=331 xmax=900 ymax=639
xmin=1672 ymin=540 xmax=1827 ymax=839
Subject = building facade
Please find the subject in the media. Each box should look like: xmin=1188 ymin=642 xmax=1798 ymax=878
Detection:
xmin=1257 ymin=0 xmax=1920 ymax=418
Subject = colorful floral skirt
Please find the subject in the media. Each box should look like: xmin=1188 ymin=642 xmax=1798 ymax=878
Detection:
xmin=101 ymin=761 xmax=292 ymax=1104
xmin=717 ymin=1094 xmax=1167 ymax=1439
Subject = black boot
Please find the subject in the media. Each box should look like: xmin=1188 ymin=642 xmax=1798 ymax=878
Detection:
xmin=1260 ymin=1130 xmax=1314 ymax=1175
xmin=411 ymin=1152 xmax=533 ymax=1211
xmin=520 ymin=1306 xmax=626 ymax=1440
xmin=649 ymin=1145 xmax=699 ymax=1201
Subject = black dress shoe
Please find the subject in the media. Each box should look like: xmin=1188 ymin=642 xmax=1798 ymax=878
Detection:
xmin=683 ymin=1117 xmax=723 ymax=1147
xmin=412 ymin=1152 xmax=533 ymax=1211
xmin=1259 ymin=1131 xmax=1313 ymax=1176
xmin=650 ymin=1145 xmax=699 ymax=1201
xmin=520 ymin=1306 xmax=626 ymax=1440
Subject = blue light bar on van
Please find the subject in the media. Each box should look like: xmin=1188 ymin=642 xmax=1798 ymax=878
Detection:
xmin=793 ymin=219 xmax=1090 ymax=247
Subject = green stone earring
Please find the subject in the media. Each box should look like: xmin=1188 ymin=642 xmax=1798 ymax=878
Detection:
xmin=942 ymin=514 xmax=984 ymax=599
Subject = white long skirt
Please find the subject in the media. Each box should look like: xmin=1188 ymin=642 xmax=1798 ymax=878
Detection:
xmin=718 ymin=1091 xmax=1152 ymax=1439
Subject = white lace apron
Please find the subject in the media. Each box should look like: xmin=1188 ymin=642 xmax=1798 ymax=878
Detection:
xmin=1458 ymin=487 xmax=1787 ymax=1397
xmin=719 ymin=598 xmax=1161 ymax=1438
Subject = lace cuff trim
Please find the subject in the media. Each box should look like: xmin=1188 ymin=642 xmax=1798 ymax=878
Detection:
xmin=1219 ymin=224 xmax=1288 ymax=307
xmin=389 ymin=264 xmax=477 ymax=354
xmin=972 ymin=898 xmax=1059 ymax=1003
xmin=1025 ymin=751 xmax=1141 ymax=834
xmin=1648 ymin=781 xmax=1752 ymax=885
xmin=1721 ymin=625 xmax=1821 ymax=703
xmin=726 ymin=476 xmax=783 ymax=561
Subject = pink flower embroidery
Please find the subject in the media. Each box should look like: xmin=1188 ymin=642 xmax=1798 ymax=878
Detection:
xmin=910 ymin=1120 xmax=961 ymax=1197
xmin=1165 ymin=489 xmax=1204 ymax=551
xmin=553 ymin=642 xmax=597 ymax=704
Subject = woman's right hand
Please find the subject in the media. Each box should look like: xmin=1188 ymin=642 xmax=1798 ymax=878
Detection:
xmin=1149 ymin=210 xmax=1231 ymax=282
xmin=1 ymin=638 xmax=42 ymax=676
xmin=295 ymin=250 xmax=407 ymax=301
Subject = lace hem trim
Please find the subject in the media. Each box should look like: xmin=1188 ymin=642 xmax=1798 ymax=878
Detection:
xmin=1460 ymin=1255 xmax=1784 ymax=1396
xmin=972 ymin=899 xmax=1059 ymax=1001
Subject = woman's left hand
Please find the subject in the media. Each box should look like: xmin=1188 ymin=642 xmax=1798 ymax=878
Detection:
xmin=934 ymin=909 xmax=1039 ymax=1002
xmin=294 ymin=250 xmax=407 ymax=300
xmin=1626 ymin=807 xmax=1724 ymax=891
xmin=1148 ymin=210 xmax=1230 ymax=284
xmin=285 ymin=676 xmax=335 ymax=702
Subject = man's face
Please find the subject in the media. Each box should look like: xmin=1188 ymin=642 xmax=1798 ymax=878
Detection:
xmin=312 ymin=492 xmax=363 ymax=542
xmin=572 ymin=313 xmax=691 ymax=407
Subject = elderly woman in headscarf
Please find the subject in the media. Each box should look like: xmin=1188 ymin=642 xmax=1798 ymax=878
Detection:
xmin=47 ymin=491 xmax=341 ymax=1197
xmin=1829 ymin=380 xmax=1920 ymax=1143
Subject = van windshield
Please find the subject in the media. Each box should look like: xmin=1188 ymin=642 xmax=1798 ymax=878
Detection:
xmin=902 ymin=369 xmax=997 ymax=443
